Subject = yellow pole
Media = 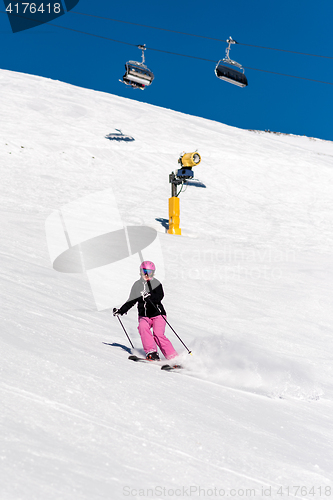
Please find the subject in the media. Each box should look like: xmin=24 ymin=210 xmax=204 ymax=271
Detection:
xmin=168 ymin=196 xmax=181 ymax=235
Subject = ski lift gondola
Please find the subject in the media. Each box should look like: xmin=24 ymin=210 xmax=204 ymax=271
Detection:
xmin=120 ymin=45 xmax=154 ymax=90
xmin=215 ymin=37 xmax=248 ymax=88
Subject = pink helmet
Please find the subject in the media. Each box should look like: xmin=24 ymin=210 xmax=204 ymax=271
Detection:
xmin=140 ymin=261 xmax=155 ymax=279
xmin=140 ymin=261 xmax=155 ymax=271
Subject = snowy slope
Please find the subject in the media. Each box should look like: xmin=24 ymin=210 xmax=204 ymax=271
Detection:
xmin=1 ymin=69 xmax=333 ymax=500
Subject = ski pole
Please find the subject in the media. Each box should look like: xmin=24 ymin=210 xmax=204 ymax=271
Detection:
xmin=147 ymin=298 xmax=192 ymax=355
xmin=113 ymin=309 xmax=134 ymax=349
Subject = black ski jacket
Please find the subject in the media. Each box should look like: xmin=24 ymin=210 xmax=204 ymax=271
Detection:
xmin=118 ymin=277 xmax=166 ymax=318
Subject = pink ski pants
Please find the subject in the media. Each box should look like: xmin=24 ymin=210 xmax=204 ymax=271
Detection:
xmin=138 ymin=315 xmax=178 ymax=360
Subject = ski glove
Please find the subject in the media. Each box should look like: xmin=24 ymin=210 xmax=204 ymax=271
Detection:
xmin=113 ymin=308 xmax=121 ymax=316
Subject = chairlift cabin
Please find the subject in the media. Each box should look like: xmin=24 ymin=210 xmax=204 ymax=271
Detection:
xmin=215 ymin=37 xmax=248 ymax=88
xmin=121 ymin=45 xmax=154 ymax=90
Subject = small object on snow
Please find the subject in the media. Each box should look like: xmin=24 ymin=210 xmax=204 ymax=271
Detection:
xmin=105 ymin=130 xmax=135 ymax=142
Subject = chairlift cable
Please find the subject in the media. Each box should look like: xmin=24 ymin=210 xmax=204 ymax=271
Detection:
xmin=47 ymin=22 xmax=333 ymax=86
xmin=43 ymin=22 xmax=333 ymax=85
xmin=2 ymin=11 xmax=331 ymax=86
xmin=238 ymin=42 xmax=333 ymax=60
xmin=243 ymin=66 xmax=333 ymax=85
xmin=72 ymin=11 xmax=231 ymax=43
xmin=47 ymin=20 xmax=138 ymax=47
xmin=0 ymin=9 xmax=137 ymax=47
xmin=72 ymin=11 xmax=333 ymax=61
xmin=146 ymin=45 xmax=216 ymax=62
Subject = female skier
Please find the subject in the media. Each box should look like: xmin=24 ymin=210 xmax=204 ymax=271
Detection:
xmin=113 ymin=261 xmax=178 ymax=361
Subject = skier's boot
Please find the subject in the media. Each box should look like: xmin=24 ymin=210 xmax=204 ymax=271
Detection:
xmin=146 ymin=351 xmax=160 ymax=361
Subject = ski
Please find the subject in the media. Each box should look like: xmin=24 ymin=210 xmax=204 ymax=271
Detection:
xmin=161 ymin=364 xmax=183 ymax=371
xmin=128 ymin=355 xmax=183 ymax=371
xmin=128 ymin=355 xmax=150 ymax=363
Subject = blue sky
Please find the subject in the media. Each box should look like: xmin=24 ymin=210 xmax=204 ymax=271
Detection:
xmin=1 ymin=0 xmax=332 ymax=141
